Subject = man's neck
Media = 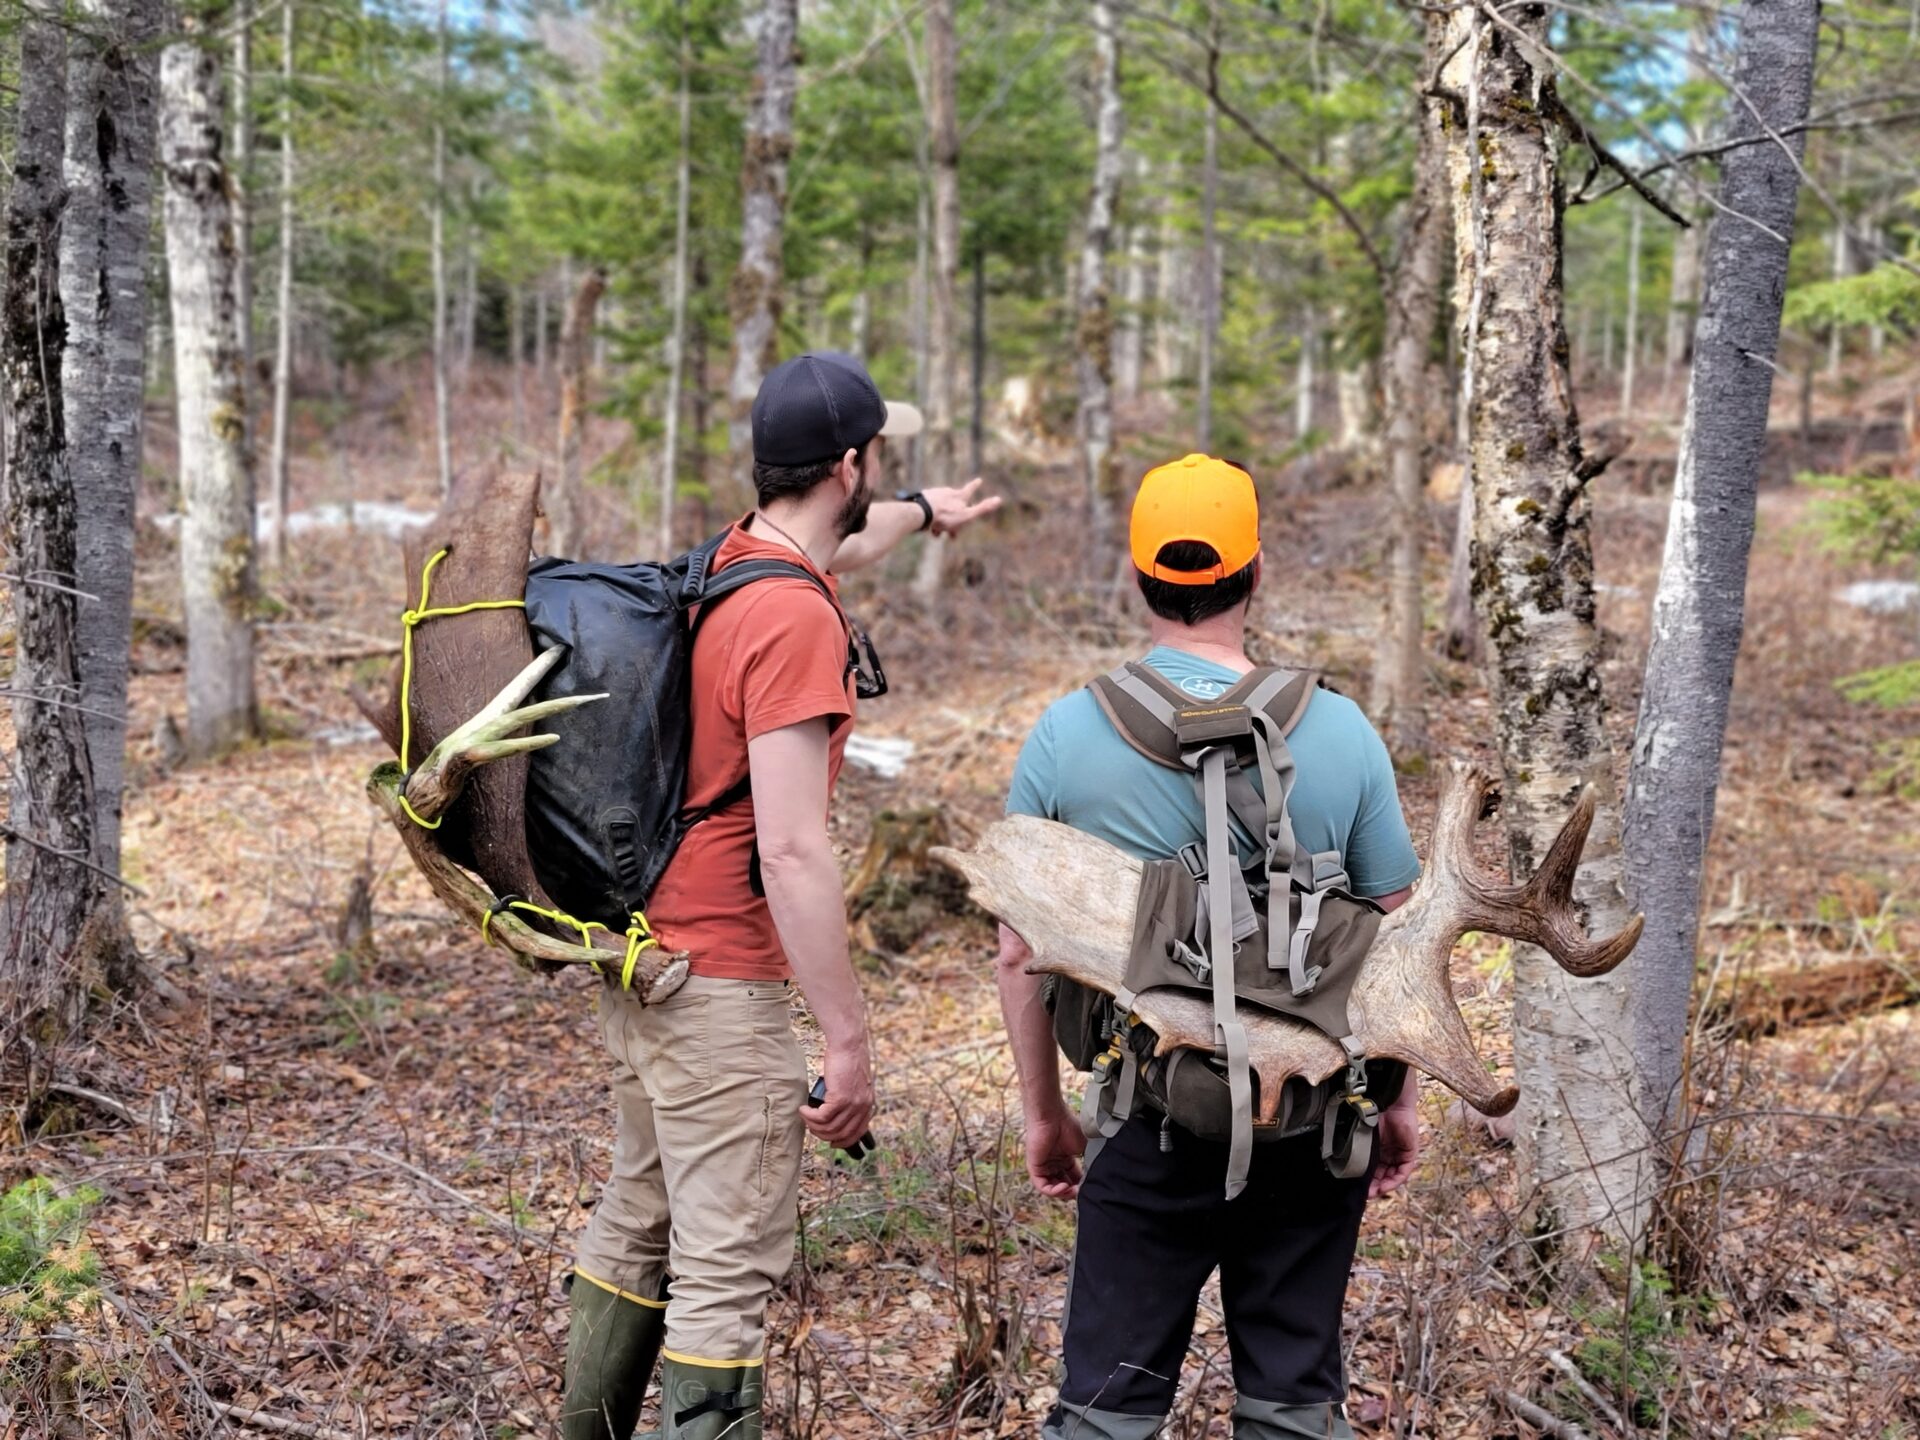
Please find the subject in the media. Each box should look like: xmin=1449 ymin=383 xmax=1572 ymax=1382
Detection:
xmin=1146 ymin=614 xmax=1253 ymax=675
xmin=750 ymin=496 xmax=842 ymax=573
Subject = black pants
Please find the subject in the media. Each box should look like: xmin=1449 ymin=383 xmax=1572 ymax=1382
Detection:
xmin=1054 ymin=1109 xmax=1372 ymax=1421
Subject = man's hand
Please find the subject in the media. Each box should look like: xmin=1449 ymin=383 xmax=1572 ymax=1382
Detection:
xmin=922 ymin=477 xmax=1003 ymax=536
xmin=1368 ymin=1078 xmax=1421 ymax=1199
xmin=803 ymin=1038 xmax=875 ymax=1150
xmin=1025 ymin=1110 xmax=1086 ymax=1200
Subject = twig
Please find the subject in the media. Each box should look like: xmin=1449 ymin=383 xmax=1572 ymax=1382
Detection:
xmin=207 ymin=1401 xmax=357 ymax=1440
xmin=1547 ymin=1349 xmax=1630 ymax=1434
xmin=0 ymin=824 xmax=147 ymax=894
xmin=1500 ymin=1389 xmax=1597 ymax=1440
xmin=97 ymin=1288 xmax=236 ymax=1438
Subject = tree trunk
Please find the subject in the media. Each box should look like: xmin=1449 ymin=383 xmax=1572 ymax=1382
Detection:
xmin=690 ymin=248 xmax=713 ymax=536
xmin=1075 ymin=0 xmax=1123 ymax=563
xmin=1116 ymin=218 xmax=1147 ymax=406
xmin=509 ymin=281 xmax=526 ymax=441
xmin=1154 ymin=202 xmax=1182 ymax=386
xmin=1622 ymin=0 xmax=1820 ymax=1142
xmin=1197 ymin=12 xmax=1220 ymax=452
xmin=1295 ymin=311 xmax=1317 ymax=441
xmin=163 ymin=13 xmax=261 ymax=760
xmin=1370 ymin=25 xmax=1448 ymax=758
xmin=267 ymin=0 xmax=295 ymax=568
xmin=458 ymin=217 xmax=478 ymax=381
xmin=914 ymin=0 xmax=961 ymax=601
xmin=726 ymin=0 xmax=799 ymax=490
xmin=551 ymin=266 xmax=607 ymax=558
xmin=970 ymin=244 xmax=986 ymax=480
xmin=59 ymin=0 xmax=161 ymax=994
xmin=430 ymin=0 xmax=453 ymax=496
xmin=534 ymin=277 xmax=548 ymax=384
xmin=1621 ymin=203 xmax=1642 ymax=420
xmin=1663 ymin=220 xmax=1702 ymax=404
xmin=660 ymin=23 xmax=693 ymax=559
xmin=1441 ymin=3 xmax=1641 ymax=1240
xmin=232 ymin=9 xmax=253 ymax=411
xmin=2 ymin=8 xmax=102 ymax=1033
xmin=1441 ymin=471 xmax=1479 ymax=662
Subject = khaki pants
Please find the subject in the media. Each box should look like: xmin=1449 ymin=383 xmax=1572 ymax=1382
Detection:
xmin=572 ymin=975 xmax=806 ymax=1365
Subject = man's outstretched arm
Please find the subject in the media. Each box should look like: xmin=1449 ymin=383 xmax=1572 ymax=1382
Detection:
xmin=832 ymin=480 xmax=1003 ymax=573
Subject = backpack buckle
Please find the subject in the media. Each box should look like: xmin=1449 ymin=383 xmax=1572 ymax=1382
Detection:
xmin=1177 ymin=842 xmax=1206 ymax=879
xmin=1171 ymin=938 xmax=1211 ymax=984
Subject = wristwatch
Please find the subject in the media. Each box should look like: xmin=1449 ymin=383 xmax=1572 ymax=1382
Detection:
xmin=896 ymin=490 xmax=935 ymax=532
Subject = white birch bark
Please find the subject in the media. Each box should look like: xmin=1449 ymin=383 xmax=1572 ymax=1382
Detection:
xmin=3 ymin=7 xmax=101 ymax=1028
xmin=660 ymin=26 xmax=693 ymax=559
xmin=1075 ymin=0 xmax=1123 ymax=557
xmin=60 ymin=0 xmax=161 ymax=988
xmin=1116 ymin=217 xmax=1147 ymax=405
xmin=1294 ymin=312 xmax=1316 ymax=441
xmin=430 ymin=0 xmax=453 ymax=497
xmin=1197 ymin=12 xmax=1219 ymax=452
xmin=726 ymin=0 xmax=799 ymax=490
xmin=163 ymin=14 xmax=260 ymax=759
xmin=1623 ymin=0 xmax=1821 ymax=1140
xmin=232 ymin=11 xmax=253 ymax=406
xmin=1621 ymin=204 xmax=1641 ymax=419
xmin=914 ymin=0 xmax=961 ymax=600
xmin=268 ymin=0 xmax=295 ymax=568
xmin=1441 ymin=4 xmax=1643 ymax=1240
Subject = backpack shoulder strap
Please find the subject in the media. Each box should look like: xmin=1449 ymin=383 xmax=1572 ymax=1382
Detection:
xmin=1086 ymin=662 xmax=1185 ymax=769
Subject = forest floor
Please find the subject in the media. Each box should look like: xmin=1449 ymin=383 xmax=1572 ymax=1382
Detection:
xmin=5 ymin=365 xmax=1918 ymax=1438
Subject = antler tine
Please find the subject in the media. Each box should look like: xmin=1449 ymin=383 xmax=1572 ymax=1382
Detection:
xmin=1457 ymin=779 xmax=1644 ymax=979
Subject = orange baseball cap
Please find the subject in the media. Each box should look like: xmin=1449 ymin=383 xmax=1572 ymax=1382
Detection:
xmin=1129 ymin=454 xmax=1261 ymax=585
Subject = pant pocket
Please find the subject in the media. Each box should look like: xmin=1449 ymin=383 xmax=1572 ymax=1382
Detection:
xmin=638 ymin=995 xmax=713 ymax=1102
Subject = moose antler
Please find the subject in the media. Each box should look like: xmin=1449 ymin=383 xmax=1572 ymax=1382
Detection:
xmin=367 ymin=648 xmax=692 ymax=1000
xmin=933 ymin=761 xmax=1642 ymax=1120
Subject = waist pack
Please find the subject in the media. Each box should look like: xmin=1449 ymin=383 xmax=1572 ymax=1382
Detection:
xmin=1050 ymin=661 xmax=1405 ymax=1194
xmin=521 ymin=527 xmax=883 ymax=936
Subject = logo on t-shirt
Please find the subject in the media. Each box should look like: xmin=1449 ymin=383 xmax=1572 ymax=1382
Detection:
xmin=1178 ymin=675 xmax=1228 ymax=700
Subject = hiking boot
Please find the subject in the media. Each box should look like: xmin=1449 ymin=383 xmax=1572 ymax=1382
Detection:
xmin=560 ymin=1274 xmax=667 ymax=1440
xmin=658 ymin=1355 xmax=763 ymax=1440
xmin=1230 ymin=1396 xmax=1356 ymax=1439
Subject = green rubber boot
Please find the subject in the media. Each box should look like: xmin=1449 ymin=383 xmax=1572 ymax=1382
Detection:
xmin=659 ymin=1356 xmax=764 ymax=1440
xmin=560 ymin=1276 xmax=668 ymax=1440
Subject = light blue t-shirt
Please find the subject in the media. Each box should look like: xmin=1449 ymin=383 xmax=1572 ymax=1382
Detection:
xmin=1006 ymin=646 xmax=1420 ymax=897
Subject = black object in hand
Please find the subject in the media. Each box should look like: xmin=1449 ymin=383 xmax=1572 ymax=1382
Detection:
xmin=806 ymin=1076 xmax=877 ymax=1161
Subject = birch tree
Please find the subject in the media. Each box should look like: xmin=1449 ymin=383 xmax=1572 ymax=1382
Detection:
xmin=163 ymin=10 xmax=261 ymax=759
xmin=1369 ymin=16 xmax=1449 ymax=759
xmin=1621 ymin=204 xmax=1642 ymax=417
xmin=430 ymin=0 xmax=454 ymax=496
xmin=660 ymin=21 xmax=693 ymax=559
xmin=1441 ymin=4 xmax=1643 ymax=1239
xmin=2 ymin=9 xmax=100 ymax=1030
xmin=1623 ymin=0 xmax=1822 ymax=1139
xmin=1075 ymin=0 xmax=1123 ymax=559
xmin=1196 ymin=7 xmax=1219 ymax=451
xmin=727 ymin=0 xmax=799 ymax=489
xmin=268 ymin=0 xmax=296 ymax=567
xmin=60 ymin=0 xmax=162 ymax=988
xmin=550 ymin=266 xmax=607 ymax=558
xmin=914 ymin=0 xmax=962 ymax=600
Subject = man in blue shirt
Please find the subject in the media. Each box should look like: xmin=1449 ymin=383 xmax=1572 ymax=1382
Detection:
xmin=996 ymin=455 xmax=1422 ymax=1440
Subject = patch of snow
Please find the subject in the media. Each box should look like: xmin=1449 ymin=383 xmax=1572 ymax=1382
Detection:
xmin=845 ymin=734 xmax=914 ymax=780
xmin=151 ymin=501 xmax=436 ymax=541
xmin=1838 ymin=580 xmax=1920 ymax=615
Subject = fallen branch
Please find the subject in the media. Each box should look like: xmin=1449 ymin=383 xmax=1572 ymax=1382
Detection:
xmin=1546 ymin=1349 xmax=1629 ymax=1434
xmin=207 ymin=1401 xmax=357 ymax=1440
xmin=1499 ymin=1390 xmax=1597 ymax=1440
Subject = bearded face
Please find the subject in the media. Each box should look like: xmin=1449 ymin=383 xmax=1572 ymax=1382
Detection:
xmin=833 ymin=444 xmax=882 ymax=539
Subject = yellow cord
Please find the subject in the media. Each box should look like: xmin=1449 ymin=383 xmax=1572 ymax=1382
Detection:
xmin=480 ymin=898 xmax=659 ymax=991
xmin=396 ymin=547 xmax=526 ymax=829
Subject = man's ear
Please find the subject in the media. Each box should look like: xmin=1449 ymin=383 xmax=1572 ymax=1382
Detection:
xmin=837 ymin=449 xmax=859 ymax=492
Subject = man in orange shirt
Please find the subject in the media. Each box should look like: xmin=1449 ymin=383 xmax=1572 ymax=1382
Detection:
xmin=562 ymin=352 xmax=999 ymax=1440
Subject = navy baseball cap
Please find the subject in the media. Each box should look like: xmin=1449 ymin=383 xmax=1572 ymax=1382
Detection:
xmin=751 ymin=351 xmax=924 ymax=466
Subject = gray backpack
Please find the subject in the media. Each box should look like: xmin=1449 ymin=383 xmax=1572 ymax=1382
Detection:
xmin=1050 ymin=661 xmax=1404 ymax=1196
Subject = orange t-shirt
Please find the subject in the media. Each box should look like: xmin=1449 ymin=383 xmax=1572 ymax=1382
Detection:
xmin=646 ymin=520 xmax=857 ymax=979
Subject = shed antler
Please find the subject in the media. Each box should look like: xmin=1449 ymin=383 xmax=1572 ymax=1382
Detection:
xmin=933 ymin=761 xmax=1642 ymax=1121
xmin=366 ymin=648 xmax=691 ymax=1000
xmin=1347 ymin=762 xmax=1643 ymax=1115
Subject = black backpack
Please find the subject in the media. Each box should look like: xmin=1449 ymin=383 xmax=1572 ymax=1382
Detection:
xmin=521 ymin=527 xmax=882 ymax=934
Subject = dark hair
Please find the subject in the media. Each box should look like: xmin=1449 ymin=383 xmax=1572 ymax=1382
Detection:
xmin=752 ymin=441 xmax=870 ymax=508
xmin=1136 ymin=540 xmax=1258 ymax=626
